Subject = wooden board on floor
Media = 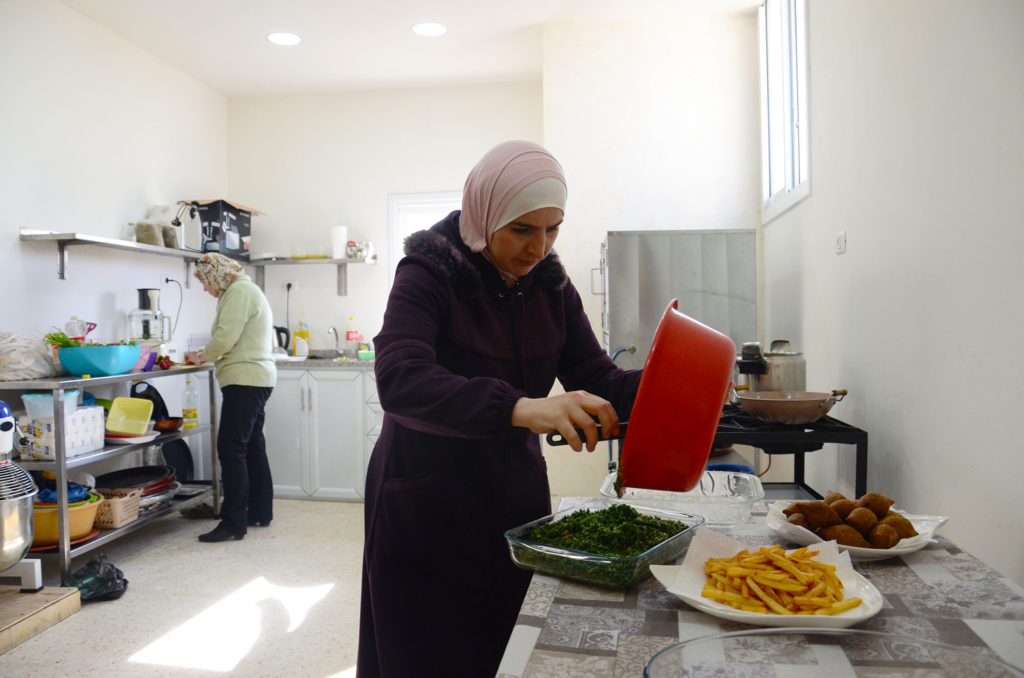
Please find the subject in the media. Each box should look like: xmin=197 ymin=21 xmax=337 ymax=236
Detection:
xmin=0 ymin=586 xmax=80 ymax=655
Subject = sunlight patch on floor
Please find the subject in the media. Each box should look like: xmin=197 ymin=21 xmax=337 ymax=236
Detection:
xmin=326 ymin=667 xmax=357 ymax=678
xmin=129 ymin=576 xmax=334 ymax=672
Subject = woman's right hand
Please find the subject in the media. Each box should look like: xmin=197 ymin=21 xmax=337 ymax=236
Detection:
xmin=512 ymin=391 xmax=620 ymax=452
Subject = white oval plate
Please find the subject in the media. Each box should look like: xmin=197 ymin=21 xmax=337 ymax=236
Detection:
xmin=766 ymin=500 xmax=949 ymax=562
xmin=104 ymin=433 xmax=159 ymax=445
xmin=651 ymin=528 xmax=883 ymax=628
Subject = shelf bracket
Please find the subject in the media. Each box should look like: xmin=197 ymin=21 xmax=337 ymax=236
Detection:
xmin=336 ymin=263 xmax=348 ymax=296
xmin=57 ymin=240 xmax=69 ymax=280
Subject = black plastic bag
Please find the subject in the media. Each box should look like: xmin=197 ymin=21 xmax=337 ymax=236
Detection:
xmin=63 ymin=554 xmax=129 ymax=601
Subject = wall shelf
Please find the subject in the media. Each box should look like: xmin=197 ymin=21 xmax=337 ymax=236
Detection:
xmin=19 ymin=228 xmax=203 ymax=286
xmin=246 ymin=256 xmax=372 ymax=296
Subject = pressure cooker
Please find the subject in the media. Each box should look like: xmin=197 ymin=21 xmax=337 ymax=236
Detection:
xmin=735 ymin=340 xmax=806 ymax=392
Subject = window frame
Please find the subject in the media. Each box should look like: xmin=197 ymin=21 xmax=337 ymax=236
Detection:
xmin=386 ymin=191 xmax=462 ymax=286
xmin=759 ymin=0 xmax=810 ymax=224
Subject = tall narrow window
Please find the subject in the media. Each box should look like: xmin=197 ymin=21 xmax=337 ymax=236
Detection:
xmin=760 ymin=0 xmax=809 ymax=223
xmin=387 ymin=192 xmax=461 ymax=285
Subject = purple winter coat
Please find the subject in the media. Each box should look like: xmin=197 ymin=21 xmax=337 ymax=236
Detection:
xmin=357 ymin=212 xmax=641 ymax=678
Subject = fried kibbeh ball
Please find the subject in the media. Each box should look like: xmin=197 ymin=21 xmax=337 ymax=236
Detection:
xmin=817 ymin=523 xmax=871 ymax=548
xmin=845 ymin=507 xmax=879 ymax=536
xmin=789 ymin=500 xmax=843 ymax=531
xmin=857 ymin=492 xmax=895 ymax=519
xmin=868 ymin=523 xmax=901 ymax=549
xmin=824 ymin=490 xmax=848 ymax=505
xmin=787 ymin=513 xmax=810 ymax=529
xmin=830 ymin=499 xmax=858 ymax=520
xmin=878 ymin=512 xmax=919 ymax=539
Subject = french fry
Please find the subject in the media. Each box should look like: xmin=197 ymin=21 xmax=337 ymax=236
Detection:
xmin=702 ymin=545 xmax=862 ymax=616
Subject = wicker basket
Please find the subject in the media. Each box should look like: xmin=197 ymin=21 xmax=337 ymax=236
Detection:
xmin=93 ymin=488 xmax=142 ymax=528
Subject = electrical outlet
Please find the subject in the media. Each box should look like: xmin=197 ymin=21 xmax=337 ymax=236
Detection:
xmin=834 ymin=231 xmax=847 ymax=255
xmin=284 ymin=280 xmax=297 ymax=292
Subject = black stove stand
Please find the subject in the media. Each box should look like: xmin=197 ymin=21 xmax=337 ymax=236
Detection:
xmin=712 ymin=405 xmax=868 ymax=499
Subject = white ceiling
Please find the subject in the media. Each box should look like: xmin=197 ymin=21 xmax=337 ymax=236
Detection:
xmin=61 ymin=0 xmax=760 ymax=97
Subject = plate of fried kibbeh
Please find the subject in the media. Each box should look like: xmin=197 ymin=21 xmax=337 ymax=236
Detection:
xmin=766 ymin=491 xmax=948 ymax=562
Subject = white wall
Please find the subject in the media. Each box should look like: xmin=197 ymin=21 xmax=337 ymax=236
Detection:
xmin=227 ymin=83 xmax=543 ymax=349
xmin=763 ymin=0 xmax=1024 ymax=584
xmin=0 ymin=0 xmax=228 ymax=471
xmin=540 ymin=18 xmax=762 ymax=497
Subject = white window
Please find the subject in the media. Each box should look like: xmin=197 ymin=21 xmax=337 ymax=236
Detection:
xmin=387 ymin=192 xmax=461 ymax=285
xmin=760 ymin=0 xmax=810 ymax=223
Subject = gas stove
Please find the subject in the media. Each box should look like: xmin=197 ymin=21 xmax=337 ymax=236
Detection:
xmin=713 ymin=404 xmax=868 ymax=499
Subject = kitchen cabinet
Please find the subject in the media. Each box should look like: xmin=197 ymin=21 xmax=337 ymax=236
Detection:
xmin=363 ymin=370 xmax=382 ymax=479
xmin=4 ymin=365 xmax=219 ymax=582
xmin=264 ymin=367 xmax=368 ymax=500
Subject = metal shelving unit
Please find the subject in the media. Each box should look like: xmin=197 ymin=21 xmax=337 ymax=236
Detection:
xmin=19 ymin=228 xmax=205 ymax=285
xmin=246 ymin=256 xmax=370 ymax=296
xmin=4 ymin=365 xmax=219 ymax=582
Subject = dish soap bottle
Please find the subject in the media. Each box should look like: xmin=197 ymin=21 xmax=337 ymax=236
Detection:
xmin=293 ymin=315 xmax=310 ymax=357
xmin=182 ymin=378 xmax=200 ymax=429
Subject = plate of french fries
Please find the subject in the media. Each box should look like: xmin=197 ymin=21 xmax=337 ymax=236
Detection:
xmin=651 ymin=528 xmax=882 ymax=627
xmin=766 ymin=501 xmax=949 ymax=562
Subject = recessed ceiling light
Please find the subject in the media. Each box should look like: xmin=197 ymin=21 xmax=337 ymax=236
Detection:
xmin=267 ymin=32 xmax=301 ymax=46
xmin=412 ymin=22 xmax=446 ymax=37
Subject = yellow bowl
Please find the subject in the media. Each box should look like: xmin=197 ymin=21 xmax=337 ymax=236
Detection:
xmin=106 ymin=396 xmax=154 ymax=435
xmin=32 ymin=492 xmax=104 ymax=545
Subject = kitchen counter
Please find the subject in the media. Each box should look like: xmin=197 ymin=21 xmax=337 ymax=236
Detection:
xmin=275 ymin=357 xmax=374 ymax=370
xmin=497 ymin=497 xmax=1024 ymax=676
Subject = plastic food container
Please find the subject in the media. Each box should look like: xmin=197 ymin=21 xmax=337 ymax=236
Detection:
xmin=599 ymin=470 xmax=765 ymax=526
xmin=21 ymin=390 xmax=79 ymax=420
xmin=504 ymin=502 xmax=704 ymax=589
xmin=105 ymin=397 xmax=154 ymax=435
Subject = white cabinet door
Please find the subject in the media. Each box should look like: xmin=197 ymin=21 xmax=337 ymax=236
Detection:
xmin=308 ymin=370 xmax=364 ymax=500
xmin=361 ymin=371 xmax=383 ymax=497
xmin=264 ymin=370 xmax=310 ymax=499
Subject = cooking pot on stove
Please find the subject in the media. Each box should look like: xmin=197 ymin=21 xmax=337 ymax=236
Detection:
xmin=735 ymin=389 xmax=847 ymax=425
xmin=736 ymin=340 xmax=806 ymax=392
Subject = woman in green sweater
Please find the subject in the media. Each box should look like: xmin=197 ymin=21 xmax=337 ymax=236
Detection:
xmin=186 ymin=253 xmax=277 ymax=542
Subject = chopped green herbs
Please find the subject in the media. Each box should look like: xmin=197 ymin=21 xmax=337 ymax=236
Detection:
xmin=526 ymin=504 xmax=688 ymax=557
xmin=512 ymin=504 xmax=693 ymax=588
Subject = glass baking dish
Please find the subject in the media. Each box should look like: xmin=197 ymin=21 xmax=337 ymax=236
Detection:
xmin=504 ymin=501 xmax=703 ymax=589
xmin=599 ymin=469 xmax=765 ymax=526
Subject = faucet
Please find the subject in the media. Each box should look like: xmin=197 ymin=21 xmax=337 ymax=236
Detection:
xmin=327 ymin=326 xmax=339 ymax=354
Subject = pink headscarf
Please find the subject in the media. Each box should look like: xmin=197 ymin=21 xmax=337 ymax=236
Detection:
xmin=459 ymin=140 xmax=567 ymax=253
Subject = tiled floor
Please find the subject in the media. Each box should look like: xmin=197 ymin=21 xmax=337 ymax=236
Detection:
xmin=0 ymin=499 xmax=364 ymax=677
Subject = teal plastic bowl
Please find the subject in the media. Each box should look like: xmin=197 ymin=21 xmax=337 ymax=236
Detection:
xmin=58 ymin=345 xmax=141 ymax=377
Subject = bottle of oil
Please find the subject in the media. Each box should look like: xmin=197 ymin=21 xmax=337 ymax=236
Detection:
xmin=182 ymin=378 xmax=199 ymax=429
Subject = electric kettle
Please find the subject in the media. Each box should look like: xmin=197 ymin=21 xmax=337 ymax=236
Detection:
xmin=274 ymin=326 xmax=290 ymax=354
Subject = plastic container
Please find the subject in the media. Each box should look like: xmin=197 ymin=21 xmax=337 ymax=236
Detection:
xmin=105 ymin=397 xmax=154 ymax=435
xmin=599 ymin=470 xmax=765 ymax=526
xmin=182 ymin=379 xmax=199 ymax=429
xmin=504 ymin=501 xmax=704 ymax=589
xmin=345 ymin=316 xmax=362 ymax=355
xmin=21 ymin=390 xmax=79 ymax=420
xmin=93 ymin=488 xmax=142 ymax=529
xmin=32 ymin=492 xmax=104 ymax=545
xmin=58 ymin=345 xmax=141 ymax=377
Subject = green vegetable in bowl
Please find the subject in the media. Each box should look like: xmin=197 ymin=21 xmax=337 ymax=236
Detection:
xmin=44 ymin=330 xmax=136 ymax=348
xmin=527 ymin=504 xmax=688 ymax=557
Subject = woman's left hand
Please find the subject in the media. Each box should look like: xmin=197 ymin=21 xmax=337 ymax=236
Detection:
xmin=184 ymin=349 xmax=205 ymax=365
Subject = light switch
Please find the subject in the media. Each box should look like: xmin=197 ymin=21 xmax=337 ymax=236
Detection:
xmin=834 ymin=231 xmax=847 ymax=255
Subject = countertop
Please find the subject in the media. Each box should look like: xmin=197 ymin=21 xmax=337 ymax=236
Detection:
xmin=275 ymin=356 xmax=374 ymax=371
xmin=497 ymin=497 xmax=1024 ymax=677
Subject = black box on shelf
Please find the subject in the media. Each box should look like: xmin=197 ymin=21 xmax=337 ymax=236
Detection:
xmin=186 ymin=199 xmax=263 ymax=260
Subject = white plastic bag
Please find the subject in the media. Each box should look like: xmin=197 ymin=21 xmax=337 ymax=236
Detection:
xmin=0 ymin=331 xmax=57 ymax=380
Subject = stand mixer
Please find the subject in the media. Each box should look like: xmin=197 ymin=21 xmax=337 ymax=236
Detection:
xmin=0 ymin=400 xmax=43 ymax=591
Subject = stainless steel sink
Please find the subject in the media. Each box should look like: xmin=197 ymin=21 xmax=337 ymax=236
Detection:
xmin=306 ymin=349 xmax=342 ymax=360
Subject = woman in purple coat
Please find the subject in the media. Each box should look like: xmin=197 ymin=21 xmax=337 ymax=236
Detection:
xmin=357 ymin=141 xmax=642 ymax=677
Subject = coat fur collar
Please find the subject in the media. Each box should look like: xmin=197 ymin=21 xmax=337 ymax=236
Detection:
xmin=404 ymin=221 xmax=568 ymax=301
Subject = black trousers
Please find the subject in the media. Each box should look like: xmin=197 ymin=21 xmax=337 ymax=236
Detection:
xmin=216 ymin=384 xmax=274 ymax=533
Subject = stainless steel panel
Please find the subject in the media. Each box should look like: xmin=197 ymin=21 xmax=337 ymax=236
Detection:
xmin=603 ymin=229 xmax=756 ymax=371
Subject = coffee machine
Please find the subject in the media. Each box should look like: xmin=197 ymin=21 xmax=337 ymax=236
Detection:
xmin=129 ymin=288 xmax=172 ymax=350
